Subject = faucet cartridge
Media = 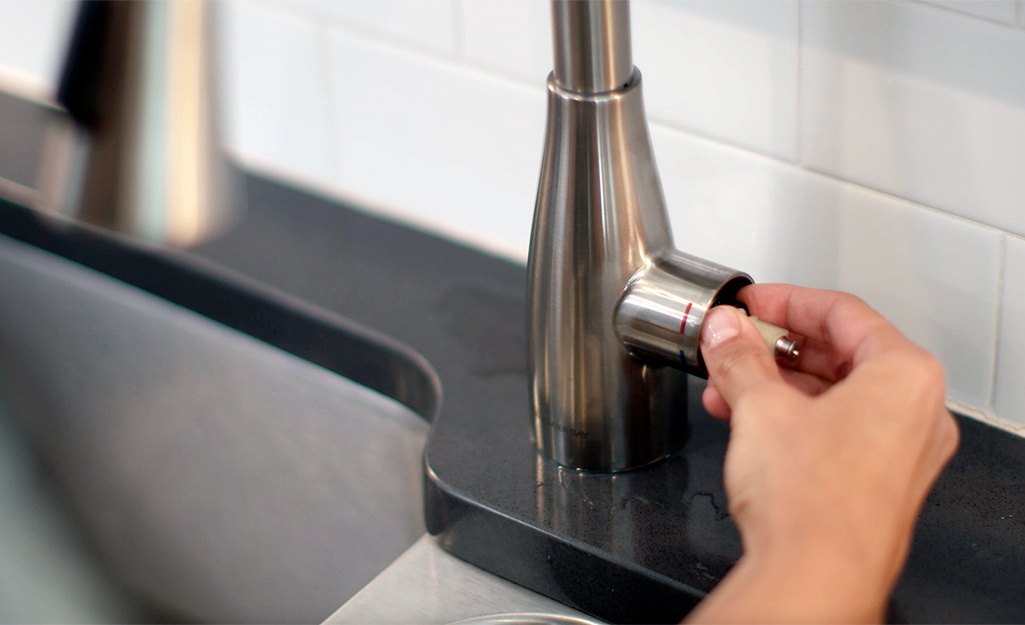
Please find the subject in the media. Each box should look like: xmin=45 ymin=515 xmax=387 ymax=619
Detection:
xmin=748 ymin=315 xmax=801 ymax=363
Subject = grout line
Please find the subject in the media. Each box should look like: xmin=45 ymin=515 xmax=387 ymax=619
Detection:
xmin=233 ymin=150 xmax=530 ymax=265
xmin=947 ymin=398 xmax=1025 ymax=438
xmin=265 ymin=0 xmax=546 ymax=98
xmin=989 ymin=235 xmax=1007 ymax=411
xmin=459 ymin=59 xmax=548 ymax=91
xmin=452 ymin=0 xmax=467 ymax=61
xmin=316 ymin=25 xmax=343 ymax=180
xmin=650 ymin=119 xmax=1016 ymax=239
xmin=253 ymin=0 xmax=462 ymax=67
xmin=905 ymin=0 xmax=1023 ymax=30
xmin=250 ymin=0 xmax=552 ymax=98
xmin=795 ymin=0 xmax=802 ymax=165
xmin=797 ymin=163 xmax=1011 ymax=237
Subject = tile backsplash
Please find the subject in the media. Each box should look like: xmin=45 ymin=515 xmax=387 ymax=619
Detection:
xmin=1 ymin=0 xmax=1024 ymax=431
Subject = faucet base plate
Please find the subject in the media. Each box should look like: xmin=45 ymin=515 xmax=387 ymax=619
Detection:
xmin=426 ymin=375 xmax=740 ymax=624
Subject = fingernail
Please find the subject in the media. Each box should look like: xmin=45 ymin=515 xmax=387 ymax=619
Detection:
xmin=701 ymin=306 xmax=740 ymax=350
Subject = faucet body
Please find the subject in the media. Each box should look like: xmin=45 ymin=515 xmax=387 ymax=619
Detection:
xmin=528 ymin=0 xmax=752 ymax=472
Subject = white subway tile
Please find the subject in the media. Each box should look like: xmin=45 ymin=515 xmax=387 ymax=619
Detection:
xmin=220 ymin=1 xmax=338 ymax=186
xmin=918 ymin=0 xmax=1017 ymax=25
xmin=0 ymin=0 xmax=76 ymax=100
xmin=832 ymin=193 xmax=1000 ymax=409
xmin=458 ymin=0 xmax=801 ymax=160
xmin=283 ymin=0 xmax=456 ymax=56
xmin=328 ymin=32 xmax=545 ymax=261
xmin=652 ymin=124 xmax=1000 ymax=405
xmin=633 ymin=0 xmax=799 ymax=162
xmin=650 ymin=125 xmax=835 ymax=288
xmin=995 ymin=237 xmax=1025 ymax=425
xmin=460 ymin=0 xmax=551 ymax=83
xmin=801 ymin=0 xmax=1025 ymax=237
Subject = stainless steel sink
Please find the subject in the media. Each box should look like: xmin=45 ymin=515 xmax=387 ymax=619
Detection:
xmin=326 ymin=535 xmax=605 ymax=625
xmin=0 ymin=232 xmax=431 ymax=623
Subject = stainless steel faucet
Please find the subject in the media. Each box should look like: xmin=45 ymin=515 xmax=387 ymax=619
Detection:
xmin=529 ymin=0 xmax=796 ymax=472
xmin=35 ymin=0 xmax=236 ymax=247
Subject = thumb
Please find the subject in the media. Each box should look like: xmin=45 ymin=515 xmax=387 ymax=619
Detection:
xmin=700 ymin=305 xmax=784 ymax=407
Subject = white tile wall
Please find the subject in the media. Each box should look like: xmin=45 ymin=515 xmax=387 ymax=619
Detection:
xmin=1 ymin=0 xmax=1024 ymax=428
xmin=634 ymin=0 xmax=799 ymax=162
xmin=651 ymin=124 xmax=1001 ymax=406
xmin=801 ymin=0 xmax=1025 ymax=237
xmin=220 ymin=1 xmax=338 ymax=187
xmin=328 ymin=31 xmax=545 ymax=260
xmin=281 ymin=0 xmax=457 ymax=57
xmin=0 ymin=0 xmax=75 ymax=101
xmin=995 ymin=236 xmax=1025 ymax=425
xmin=457 ymin=0 xmax=802 ymax=162
xmin=460 ymin=0 xmax=552 ymax=82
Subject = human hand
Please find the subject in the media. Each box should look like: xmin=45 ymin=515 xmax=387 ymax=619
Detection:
xmin=686 ymin=285 xmax=959 ymax=624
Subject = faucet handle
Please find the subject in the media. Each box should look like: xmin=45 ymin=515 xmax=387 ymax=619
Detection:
xmin=614 ymin=250 xmax=753 ymax=377
xmin=615 ymin=258 xmax=802 ymax=376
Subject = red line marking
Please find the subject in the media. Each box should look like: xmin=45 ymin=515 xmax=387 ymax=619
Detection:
xmin=679 ymin=302 xmax=692 ymax=334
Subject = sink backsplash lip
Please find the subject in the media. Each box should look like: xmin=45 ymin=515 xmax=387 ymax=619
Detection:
xmin=947 ymin=396 xmax=1025 ymax=440
xmin=0 ymin=194 xmax=441 ymax=423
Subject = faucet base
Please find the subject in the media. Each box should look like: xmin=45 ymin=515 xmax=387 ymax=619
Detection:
xmin=528 ymin=72 xmax=685 ymax=472
xmin=532 ymin=366 xmax=690 ymax=472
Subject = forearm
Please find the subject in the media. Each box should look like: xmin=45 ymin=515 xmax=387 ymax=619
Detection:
xmin=685 ymin=548 xmax=886 ymax=625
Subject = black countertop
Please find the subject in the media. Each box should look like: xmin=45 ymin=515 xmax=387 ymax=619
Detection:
xmin=2 ymin=173 xmax=1024 ymax=623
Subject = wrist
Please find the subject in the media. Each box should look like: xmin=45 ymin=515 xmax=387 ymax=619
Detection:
xmin=684 ymin=528 xmax=893 ymax=622
xmin=739 ymin=533 xmax=891 ymax=623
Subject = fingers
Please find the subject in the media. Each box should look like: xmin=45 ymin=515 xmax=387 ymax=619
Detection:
xmin=703 ymin=368 xmax=830 ymax=420
xmin=738 ymin=284 xmax=908 ymax=365
xmin=780 ymin=368 xmax=832 ymax=396
xmin=783 ymin=335 xmax=853 ymax=382
xmin=926 ymin=409 xmax=960 ymax=478
xmin=700 ymin=306 xmax=785 ymax=407
xmin=702 ymin=383 xmax=732 ymax=419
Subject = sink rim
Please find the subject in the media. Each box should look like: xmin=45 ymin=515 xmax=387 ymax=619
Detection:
xmin=0 ymin=197 xmax=442 ymax=423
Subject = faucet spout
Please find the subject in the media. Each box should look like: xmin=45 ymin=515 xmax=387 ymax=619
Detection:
xmin=34 ymin=0 xmax=238 ymax=247
xmin=527 ymin=0 xmax=757 ymax=472
xmin=551 ymin=0 xmax=633 ymax=94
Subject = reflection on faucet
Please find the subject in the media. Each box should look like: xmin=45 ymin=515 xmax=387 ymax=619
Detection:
xmin=35 ymin=0 xmax=238 ymax=246
xmin=531 ymin=446 xmax=742 ymax=606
